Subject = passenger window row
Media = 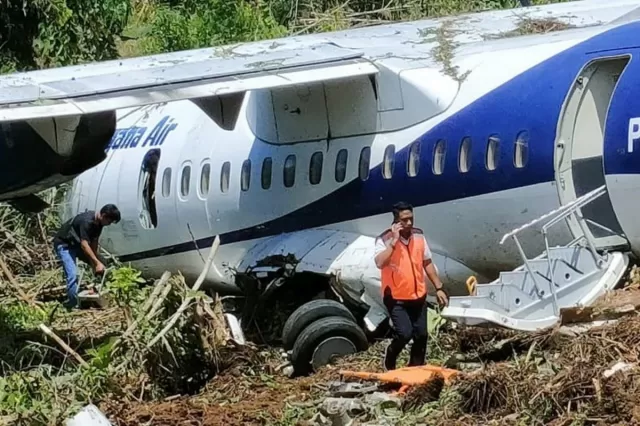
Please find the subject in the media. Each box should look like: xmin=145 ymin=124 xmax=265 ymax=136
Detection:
xmin=163 ymin=131 xmax=530 ymax=197
xmin=386 ymin=131 xmax=530 ymax=179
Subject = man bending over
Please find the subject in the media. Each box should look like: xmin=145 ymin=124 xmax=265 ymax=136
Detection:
xmin=53 ymin=204 xmax=121 ymax=309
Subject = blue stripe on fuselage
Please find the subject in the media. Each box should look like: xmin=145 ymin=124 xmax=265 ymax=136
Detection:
xmin=603 ymin=51 xmax=640 ymax=176
xmin=119 ymin=21 xmax=640 ymax=262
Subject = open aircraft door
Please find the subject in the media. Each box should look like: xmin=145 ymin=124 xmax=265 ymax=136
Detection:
xmin=554 ymin=54 xmax=632 ymax=251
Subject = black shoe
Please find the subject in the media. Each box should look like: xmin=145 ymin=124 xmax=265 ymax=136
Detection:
xmin=383 ymin=343 xmax=396 ymax=371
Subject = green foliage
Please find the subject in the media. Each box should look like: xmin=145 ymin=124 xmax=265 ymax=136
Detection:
xmin=0 ymin=0 xmax=129 ymax=73
xmin=104 ymin=266 xmax=147 ymax=307
xmin=0 ymin=365 xmax=110 ymax=424
xmin=138 ymin=0 xmax=287 ymax=55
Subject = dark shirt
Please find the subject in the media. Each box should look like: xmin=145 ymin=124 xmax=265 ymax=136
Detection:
xmin=53 ymin=210 xmax=103 ymax=249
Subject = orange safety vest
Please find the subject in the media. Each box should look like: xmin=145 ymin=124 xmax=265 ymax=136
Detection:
xmin=378 ymin=228 xmax=427 ymax=301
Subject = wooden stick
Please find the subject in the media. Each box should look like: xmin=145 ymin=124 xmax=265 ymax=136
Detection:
xmin=140 ymin=271 xmax=172 ymax=315
xmin=147 ymin=236 xmax=220 ymax=348
xmin=146 ymin=279 xmax=173 ymax=320
xmin=111 ymin=271 xmax=172 ymax=354
xmin=39 ymin=324 xmax=89 ymax=368
xmin=0 ymin=257 xmax=35 ymax=305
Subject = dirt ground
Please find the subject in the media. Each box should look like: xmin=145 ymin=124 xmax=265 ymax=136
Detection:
xmin=100 ymin=286 xmax=640 ymax=426
xmin=99 ymin=341 xmax=390 ymax=426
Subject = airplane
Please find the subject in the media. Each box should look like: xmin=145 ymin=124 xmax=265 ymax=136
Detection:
xmin=2 ymin=0 xmax=637 ymax=374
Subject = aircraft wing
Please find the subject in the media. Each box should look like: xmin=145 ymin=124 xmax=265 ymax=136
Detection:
xmin=0 ymin=42 xmax=377 ymax=122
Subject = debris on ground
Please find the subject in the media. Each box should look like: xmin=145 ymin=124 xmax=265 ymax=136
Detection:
xmin=4 ymin=205 xmax=640 ymax=426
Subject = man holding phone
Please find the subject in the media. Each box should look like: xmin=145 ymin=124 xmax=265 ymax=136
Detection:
xmin=374 ymin=201 xmax=449 ymax=371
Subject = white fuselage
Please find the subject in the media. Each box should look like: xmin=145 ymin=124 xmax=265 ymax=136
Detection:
xmin=63 ymin=1 xmax=640 ymax=329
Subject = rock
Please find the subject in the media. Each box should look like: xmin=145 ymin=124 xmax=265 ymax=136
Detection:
xmin=363 ymin=392 xmax=402 ymax=409
xmin=65 ymin=404 xmax=112 ymax=426
xmin=320 ymin=397 xmax=366 ymax=426
xmin=603 ymin=361 xmax=634 ymax=378
xmin=309 ymin=412 xmax=332 ymax=426
xmin=327 ymin=381 xmax=379 ymax=397
xmin=282 ymin=365 xmax=295 ymax=377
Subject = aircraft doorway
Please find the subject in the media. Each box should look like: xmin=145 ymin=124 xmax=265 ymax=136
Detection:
xmin=139 ymin=148 xmax=160 ymax=229
xmin=555 ymin=56 xmax=630 ymax=250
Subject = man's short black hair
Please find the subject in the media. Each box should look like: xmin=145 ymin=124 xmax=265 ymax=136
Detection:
xmin=392 ymin=201 xmax=413 ymax=220
xmin=100 ymin=204 xmax=121 ymax=223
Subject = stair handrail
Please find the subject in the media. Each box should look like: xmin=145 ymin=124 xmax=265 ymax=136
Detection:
xmin=499 ymin=184 xmax=608 ymax=317
xmin=499 ymin=185 xmax=607 ymax=245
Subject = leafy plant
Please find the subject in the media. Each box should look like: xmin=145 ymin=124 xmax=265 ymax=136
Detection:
xmin=104 ymin=266 xmax=146 ymax=308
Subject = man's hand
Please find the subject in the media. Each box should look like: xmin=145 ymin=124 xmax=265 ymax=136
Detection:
xmin=94 ymin=262 xmax=105 ymax=275
xmin=391 ymin=222 xmax=402 ymax=242
xmin=435 ymin=288 xmax=449 ymax=307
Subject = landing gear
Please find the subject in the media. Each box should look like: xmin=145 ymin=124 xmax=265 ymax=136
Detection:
xmin=281 ymin=299 xmax=357 ymax=350
xmin=284 ymin=300 xmax=369 ymax=375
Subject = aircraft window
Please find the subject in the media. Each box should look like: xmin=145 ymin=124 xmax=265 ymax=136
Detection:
xmin=359 ymin=147 xmax=371 ymax=181
xmin=200 ymin=163 xmax=211 ymax=196
xmin=162 ymin=168 xmax=171 ymax=197
xmin=220 ymin=161 xmax=231 ymax=193
xmin=180 ymin=165 xmax=191 ymax=197
xmin=241 ymin=159 xmax=251 ymax=191
xmin=309 ymin=152 xmax=323 ymax=185
xmin=382 ymin=145 xmax=395 ymax=179
xmin=486 ymin=135 xmax=499 ymax=171
xmin=140 ymin=148 xmax=160 ymax=229
xmin=514 ymin=130 xmax=529 ymax=168
xmin=261 ymin=157 xmax=272 ymax=190
xmin=407 ymin=141 xmax=420 ymax=177
xmin=335 ymin=149 xmax=348 ymax=183
xmin=284 ymin=154 xmax=296 ymax=188
xmin=458 ymin=137 xmax=471 ymax=173
xmin=433 ymin=140 xmax=446 ymax=175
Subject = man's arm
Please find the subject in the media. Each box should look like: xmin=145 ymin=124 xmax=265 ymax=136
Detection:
xmin=374 ymin=224 xmax=402 ymax=269
xmin=90 ymin=239 xmax=99 ymax=257
xmin=374 ymin=237 xmax=395 ymax=269
xmin=423 ymin=258 xmax=444 ymax=290
xmin=78 ymin=222 xmax=101 ymax=267
xmin=422 ymin=238 xmax=444 ymax=290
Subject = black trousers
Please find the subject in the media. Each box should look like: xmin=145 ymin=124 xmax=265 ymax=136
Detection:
xmin=383 ymin=296 xmax=428 ymax=369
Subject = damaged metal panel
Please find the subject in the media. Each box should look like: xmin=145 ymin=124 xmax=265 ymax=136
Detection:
xmin=236 ymin=229 xmax=342 ymax=272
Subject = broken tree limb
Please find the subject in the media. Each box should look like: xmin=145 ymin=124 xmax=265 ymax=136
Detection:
xmin=39 ymin=324 xmax=89 ymax=368
xmin=147 ymin=236 xmax=221 ymax=348
xmin=146 ymin=279 xmax=173 ymax=320
xmin=140 ymin=271 xmax=172 ymax=314
xmin=0 ymin=256 xmax=38 ymax=306
xmin=111 ymin=271 xmax=173 ymax=355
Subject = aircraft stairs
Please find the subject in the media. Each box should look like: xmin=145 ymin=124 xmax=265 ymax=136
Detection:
xmin=441 ymin=185 xmax=629 ymax=332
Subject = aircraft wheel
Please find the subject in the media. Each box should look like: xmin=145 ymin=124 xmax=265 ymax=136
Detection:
xmin=281 ymin=299 xmax=357 ymax=351
xmin=291 ymin=315 xmax=368 ymax=375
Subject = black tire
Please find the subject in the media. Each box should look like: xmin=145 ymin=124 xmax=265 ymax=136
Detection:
xmin=281 ymin=299 xmax=357 ymax=351
xmin=291 ymin=315 xmax=369 ymax=375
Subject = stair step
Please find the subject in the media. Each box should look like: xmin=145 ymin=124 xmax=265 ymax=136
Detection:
xmin=441 ymin=249 xmax=628 ymax=332
xmin=474 ymin=282 xmax=539 ymax=314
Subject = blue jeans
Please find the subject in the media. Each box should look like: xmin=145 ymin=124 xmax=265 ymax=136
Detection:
xmin=54 ymin=244 xmax=79 ymax=308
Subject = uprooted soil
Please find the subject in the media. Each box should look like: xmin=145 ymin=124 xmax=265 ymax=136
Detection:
xmin=103 ymin=285 xmax=640 ymax=426
xmin=95 ymin=305 xmax=640 ymax=425
xmin=100 ymin=341 xmax=392 ymax=426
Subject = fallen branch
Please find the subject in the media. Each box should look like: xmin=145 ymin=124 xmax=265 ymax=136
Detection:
xmin=39 ymin=324 xmax=89 ymax=368
xmin=147 ymin=236 xmax=220 ymax=348
xmin=146 ymin=279 xmax=173 ymax=320
xmin=111 ymin=271 xmax=173 ymax=354
xmin=0 ymin=256 xmax=38 ymax=306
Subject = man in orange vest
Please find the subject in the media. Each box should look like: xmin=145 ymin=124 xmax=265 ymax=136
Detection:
xmin=374 ymin=201 xmax=449 ymax=371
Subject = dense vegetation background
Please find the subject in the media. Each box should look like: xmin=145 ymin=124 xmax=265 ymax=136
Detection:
xmin=0 ymin=0 xmax=568 ymax=74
